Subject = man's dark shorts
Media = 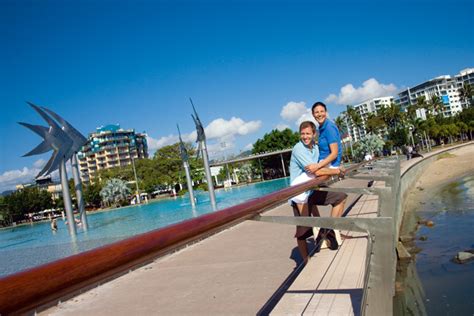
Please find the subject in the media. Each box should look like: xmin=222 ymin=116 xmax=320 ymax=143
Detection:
xmin=294 ymin=190 xmax=348 ymax=240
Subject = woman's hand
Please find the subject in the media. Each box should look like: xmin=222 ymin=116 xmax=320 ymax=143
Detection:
xmin=304 ymin=163 xmax=320 ymax=173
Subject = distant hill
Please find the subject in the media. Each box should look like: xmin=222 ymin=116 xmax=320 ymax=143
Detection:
xmin=236 ymin=150 xmax=252 ymax=158
xmin=1 ymin=190 xmax=15 ymax=197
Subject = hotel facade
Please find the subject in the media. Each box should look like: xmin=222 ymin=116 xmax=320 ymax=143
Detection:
xmin=341 ymin=68 xmax=473 ymax=142
xmin=342 ymin=96 xmax=394 ymax=143
xmin=77 ymin=124 xmax=148 ymax=183
xmin=397 ymin=68 xmax=474 ymax=118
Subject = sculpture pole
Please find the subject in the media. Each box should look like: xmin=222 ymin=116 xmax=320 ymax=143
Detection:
xmin=178 ymin=125 xmax=195 ymax=207
xmin=71 ymin=154 xmax=88 ymax=229
xmin=200 ymin=140 xmax=216 ymax=209
xmin=183 ymin=160 xmax=196 ymax=207
xmin=190 ymin=99 xmax=216 ymax=210
xmin=60 ymin=159 xmax=77 ymax=235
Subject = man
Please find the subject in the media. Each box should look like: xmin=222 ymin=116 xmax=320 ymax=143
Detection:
xmin=290 ymin=121 xmax=347 ymax=265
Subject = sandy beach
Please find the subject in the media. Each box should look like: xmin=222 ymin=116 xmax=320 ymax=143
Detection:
xmin=405 ymin=144 xmax=474 ymax=214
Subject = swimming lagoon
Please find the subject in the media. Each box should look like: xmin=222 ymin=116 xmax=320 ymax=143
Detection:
xmin=0 ymin=178 xmax=290 ymax=277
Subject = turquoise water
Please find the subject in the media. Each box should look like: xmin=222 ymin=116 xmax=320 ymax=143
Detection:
xmin=0 ymin=178 xmax=290 ymax=277
xmin=415 ymin=174 xmax=474 ymax=315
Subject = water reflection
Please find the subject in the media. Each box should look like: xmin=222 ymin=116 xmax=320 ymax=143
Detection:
xmin=396 ymin=175 xmax=474 ymax=315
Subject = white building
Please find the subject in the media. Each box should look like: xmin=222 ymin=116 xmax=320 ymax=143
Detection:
xmin=397 ymin=68 xmax=474 ymax=118
xmin=344 ymin=96 xmax=394 ymax=142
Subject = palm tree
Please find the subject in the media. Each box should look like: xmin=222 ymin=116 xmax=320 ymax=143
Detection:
xmin=334 ymin=116 xmax=347 ymax=134
xmin=380 ymin=103 xmax=404 ymax=130
xmin=100 ymin=178 xmax=131 ymax=207
xmin=365 ymin=113 xmax=385 ymax=135
xmin=428 ymin=94 xmax=444 ymax=117
xmin=459 ymin=82 xmax=473 ymax=107
xmin=346 ymin=105 xmax=364 ymax=139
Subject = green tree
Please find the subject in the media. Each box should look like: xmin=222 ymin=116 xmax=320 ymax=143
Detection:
xmin=459 ymin=82 xmax=473 ymax=107
xmin=379 ymin=103 xmax=404 ymax=130
xmin=252 ymin=128 xmax=298 ymax=179
xmin=427 ymin=94 xmax=444 ymax=118
xmin=334 ymin=116 xmax=348 ymax=134
xmin=353 ymin=134 xmax=385 ymax=159
xmin=100 ymin=178 xmax=131 ymax=207
xmin=3 ymin=187 xmax=53 ymax=221
xmin=84 ymin=182 xmax=102 ymax=209
xmin=388 ymin=127 xmax=408 ymax=148
xmin=346 ymin=105 xmax=364 ymax=137
xmin=365 ymin=113 xmax=385 ymax=135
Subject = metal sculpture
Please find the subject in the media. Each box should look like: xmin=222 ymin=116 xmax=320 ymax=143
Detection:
xmin=19 ymin=102 xmax=88 ymax=234
xmin=177 ymin=124 xmax=195 ymax=207
xmin=190 ymin=98 xmax=216 ymax=210
xmin=41 ymin=106 xmax=89 ymax=229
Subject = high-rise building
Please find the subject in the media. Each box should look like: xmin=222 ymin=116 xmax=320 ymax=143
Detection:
xmin=344 ymin=96 xmax=394 ymax=142
xmin=77 ymin=124 xmax=148 ymax=183
xmin=397 ymin=68 xmax=474 ymax=118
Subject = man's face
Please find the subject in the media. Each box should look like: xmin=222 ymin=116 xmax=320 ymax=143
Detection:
xmin=300 ymin=126 xmax=315 ymax=146
xmin=312 ymin=105 xmax=327 ymax=125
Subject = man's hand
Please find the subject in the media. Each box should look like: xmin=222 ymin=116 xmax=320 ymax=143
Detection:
xmin=304 ymin=163 xmax=319 ymax=173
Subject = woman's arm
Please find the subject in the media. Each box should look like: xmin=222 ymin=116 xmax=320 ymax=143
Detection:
xmin=304 ymin=142 xmax=338 ymax=172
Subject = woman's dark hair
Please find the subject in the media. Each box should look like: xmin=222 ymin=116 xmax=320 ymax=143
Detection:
xmin=299 ymin=121 xmax=316 ymax=133
xmin=311 ymin=101 xmax=327 ymax=112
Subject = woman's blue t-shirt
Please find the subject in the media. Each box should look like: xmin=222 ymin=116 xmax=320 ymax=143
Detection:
xmin=318 ymin=119 xmax=342 ymax=167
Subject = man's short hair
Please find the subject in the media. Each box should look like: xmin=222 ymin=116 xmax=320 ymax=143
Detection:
xmin=311 ymin=101 xmax=327 ymax=113
xmin=299 ymin=121 xmax=316 ymax=133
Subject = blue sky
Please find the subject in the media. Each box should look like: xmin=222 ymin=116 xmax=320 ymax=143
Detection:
xmin=1 ymin=0 xmax=473 ymax=192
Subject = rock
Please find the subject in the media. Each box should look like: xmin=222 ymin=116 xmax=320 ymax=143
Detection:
xmin=397 ymin=242 xmax=412 ymax=260
xmin=395 ymin=281 xmax=404 ymax=293
xmin=419 ymin=236 xmax=428 ymax=241
xmin=400 ymin=235 xmax=415 ymax=243
xmin=453 ymin=251 xmax=474 ymax=264
xmin=417 ymin=219 xmax=434 ymax=227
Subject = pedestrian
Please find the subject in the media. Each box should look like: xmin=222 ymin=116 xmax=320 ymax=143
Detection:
xmin=289 ymin=121 xmax=346 ymax=264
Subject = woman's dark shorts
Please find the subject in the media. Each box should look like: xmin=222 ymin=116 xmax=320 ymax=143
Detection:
xmin=294 ymin=190 xmax=348 ymax=240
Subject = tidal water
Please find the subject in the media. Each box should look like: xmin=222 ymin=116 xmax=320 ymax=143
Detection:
xmin=415 ymin=174 xmax=474 ymax=315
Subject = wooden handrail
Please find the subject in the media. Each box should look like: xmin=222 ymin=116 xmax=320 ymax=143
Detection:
xmin=0 ymin=164 xmax=363 ymax=314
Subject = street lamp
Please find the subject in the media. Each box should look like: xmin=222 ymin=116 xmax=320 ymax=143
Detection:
xmin=408 ymin=126 xmax=415 ymax=147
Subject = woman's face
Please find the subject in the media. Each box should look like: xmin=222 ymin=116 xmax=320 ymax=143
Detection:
xmin=300 ymin=126 xmax=315 ymax=147
xmin=312 ymin=105 xmax=327 ymax=125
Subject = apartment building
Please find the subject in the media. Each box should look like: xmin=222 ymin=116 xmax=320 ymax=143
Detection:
xmin=77 ymin=124 xmax=148 ymax=183
xmin=397 ymin=68 xmax=474 ymax=118
xmin=344 ymin=96 xmax=394 ymax=142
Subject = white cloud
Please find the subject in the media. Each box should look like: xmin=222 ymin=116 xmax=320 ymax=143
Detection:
xmin=243 ymin=143 xmax=253 ymax=151
xmin=325 ymin=78 xmax=398 ymax=105
xmin=280 ymin=101 xmax=308 ymax=121
xmin=0 ymin=159 xmax=43 ymax=192
xmin=275 ymin=124 xmax=290 ymax=131
xmin=295 ymin=113 xmax=318 ymax=128
xmin=147 ymin=117 xmax=262 ymax=154
xmin=279 ymin=101 xmax=317 ymax=128
xmin=33 ymin=159 xmax=46 ymax=168
xmin=205 ymin=117 xmax=261 ymax=140
xmin=0 ymin=158 xmax=75 ymax=193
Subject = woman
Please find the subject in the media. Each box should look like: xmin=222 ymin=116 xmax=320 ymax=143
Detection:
xmin=306 ymin=101 xmax=346 ymax=245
